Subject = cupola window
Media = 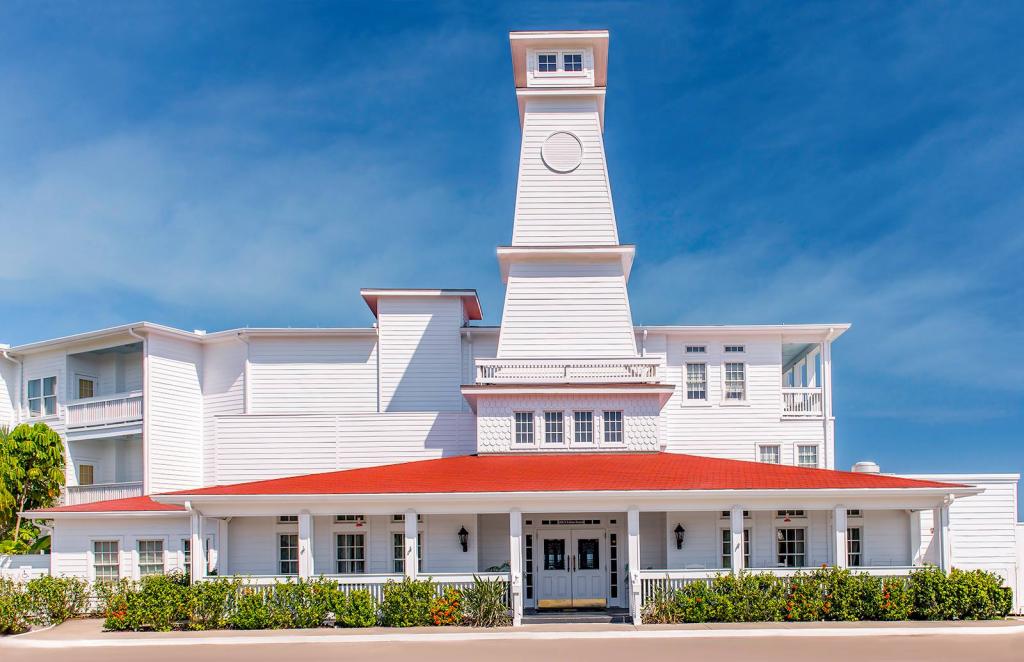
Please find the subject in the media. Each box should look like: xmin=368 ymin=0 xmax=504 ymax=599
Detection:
xmin=563 ymin=53 xmax=583 ymax=72
xmin=538 ymin=53 xmax=557 ymax=72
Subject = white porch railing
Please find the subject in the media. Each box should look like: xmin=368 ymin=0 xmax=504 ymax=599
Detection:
xmin=638 ymin=566 xmax=917 ymax=608
xmin=781 ymin=387 xmax=823 ymax=418
xmin=65 ymin=390 xmax=143 ymax=429
xmin=62 ymin=481 xmax=143 ymax=505
xmin=476 ymin=358 xmax=662 ymax=384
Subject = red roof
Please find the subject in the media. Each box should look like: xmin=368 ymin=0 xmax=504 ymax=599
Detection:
xmin=29 ymin=496 xmax=185 ymax=515
xmin=165 ymin=452 xmax=962 ymax=496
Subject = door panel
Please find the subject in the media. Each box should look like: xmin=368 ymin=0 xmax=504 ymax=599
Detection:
xmin=535 ymin=529 xmax=606 ymax=609
xmin=571 ymin=529 xmax=606 ymax=607
xmin=538 ymin=537 xmax=572 ymax=608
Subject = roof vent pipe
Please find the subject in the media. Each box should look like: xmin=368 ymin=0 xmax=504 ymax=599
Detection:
xmin=851 ymin=461 xmax=880 ymax=474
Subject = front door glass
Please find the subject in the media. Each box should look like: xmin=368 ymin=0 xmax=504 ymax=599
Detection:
xmin=543 ymin=539 xmax=565 ymax=570
xmin=577 ymin=538 xmax=599 ymax=570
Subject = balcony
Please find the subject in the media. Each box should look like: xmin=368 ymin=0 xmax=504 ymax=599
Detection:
xmin=62 ymin=481 xmax=143 ymax=506
xmin=475 ymin=357 xmax=662 ymax=384
xmin=782 ymin=387 xmax=823 ymax=418
xmin=65 ymin=391 xmax=143 ymax=430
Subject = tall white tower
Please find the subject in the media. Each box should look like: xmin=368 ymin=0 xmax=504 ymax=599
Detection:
xmin=496 ymin=30 xmax=638 ymax=359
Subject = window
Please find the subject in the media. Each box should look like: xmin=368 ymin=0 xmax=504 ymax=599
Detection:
xmin=602 ymin=411 xmax=623 ymax=443
xmin=27 ymin=376 xmax=57 ymax=417
xmin=278 ymin=515 xmax=298 ymax=523
xmin=759 ymin=444 xmax=781 ymax=464
xmin=847 ymin=527 xmax=863 ymax=567
xmin=724 ymin=345 xmax=745 ymax=353
xmin=685 ymin=345 xmax=706 ymax=354
xmin=77 ymin=376 xmax=96 ymax=399
xmin=685 ymin=363 xmax=707 ymax=400
xmin=391 ymin=514 xmax=422 ymax=523
xmin=847 ymin=509 xmax=862 ymax=518
xmin=563 ymin=52 xmax=583 ymax=72
xmin=776 ymin=510 xmax=806 ymax=518
xmin=525 ymin=534 xmax=534 ymax=599
xmin=608 ymin=533 xmax=618 ymax=599
xmin=78 ymin=464 xmax=95 ymax=486
xmin=279 ymin=534 xmax=298 ymax=575
xmin=721 ymin=528 xmax=751 ymax=568
xmin=797 ymin=445 xmax=819 ymax=468
xmin=724 ymin=363 xmax=746 ymax=400
xmin=776 ymin=528 xmax=806 ymax=567
xmin=573 ymin=411 xmax=594 ymax=443
xmin=720 ymin=510 xmax=750 ymax=518
xmin=538 ymin=53 xmax=557 ymax=72
xmin=392 ymin=532 xmax=423 ymax=573
xmin=335 ymin=515 xmax=365 ymax=523
xmin=93 ymin=541 xmax=119 ymax=583
xmin=336 ymin=534 xmax=366 ymax=574
xmin=138 ymin=540 xmax=164 ymax=577
xmin=514 ymin=412 xmax=535 ymax=445
xmin=543 ymin=411 xmax=564 ymax=444
xmin=182 ymin=539 xmax=191 ymax=576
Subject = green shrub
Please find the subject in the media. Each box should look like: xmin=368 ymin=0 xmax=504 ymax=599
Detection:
xmin=943 ymin=569 xmax=1013 ymax=620
xmin=729 ymin=573 xmax=786 ymax=622
xmin=97 ymin=579 xmax=140 ymax=631
xmin=460 ymin=576 xmax=511 ymax=627
xmin=641 ymin=587 xmax=676 ymax=624
xmin=334 ymin=589 xmax=377 ymax=628
xmin=380 ymin=578 xmax=435 ymax=627
xmin=430 ymin=586 xmax=463 ymax=626
xmin=672 ymin=580 xmax=717 ymax=622
xmin=25 ymin=575 xmax=90 ymax=626
xmin=273 ymin=578 xmax=335 ymax=629
xmin=876 ymin=577 xmax=913 ymax=620
xmin=909 ymin=565 xmax=952 ymax=620
xmin=186 ymin=577 xmax=241 ymax=630
xmin=0 ymin=579 xmax=32 ymax=634
xmin=229 ymin=588 xmax=281 ymax=630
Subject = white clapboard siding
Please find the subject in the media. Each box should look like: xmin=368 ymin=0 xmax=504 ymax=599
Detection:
xmin=147 ymin=335 xmax=203 ymax=493
xmin=640 ymin=512 xmax=668 ymax=570
xmin=858 ymin=510 xmax=912 ymax=567
xmin=512 ymin=98 xmax=618 ymax=246
xmin=51 ymin=517 xmax=191 ymax=580
xmin=0 ymin=360 xmax=15 ymax=427
xmin=497 ymin=260 xmax=638 ymax=358
xmin=378 ymin=298 xmax=464 ymax=413
xmin=213 ymin=412 xmax=476 ymax=484
xmin=476 ymin=514 xmax=510 ymax=571
xmin=653 ymin=335 xmax=829 ymax=466
xmin=461 ymin=332 xmax=499 ymax=411
xmin=20 ymin=349 xmax=67 ymax=437
xmin=202 ymin=340 xmax=246 ymax=485
xmin=249 ymin=336 xmax=377 ymax=414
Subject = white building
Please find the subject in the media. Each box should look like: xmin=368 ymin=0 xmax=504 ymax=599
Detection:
xmin=5 ymin=30 xmax=1020 ymax=622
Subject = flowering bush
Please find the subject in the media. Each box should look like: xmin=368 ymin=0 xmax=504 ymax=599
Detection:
xmin=430 ymin=586 xmax=462 ymax=625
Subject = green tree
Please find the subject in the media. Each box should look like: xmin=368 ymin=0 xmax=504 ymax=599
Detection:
xmin=0 ymin=423 xmax=65 ymax=553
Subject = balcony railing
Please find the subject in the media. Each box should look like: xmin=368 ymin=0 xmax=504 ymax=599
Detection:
xmin=781 ymin=387 xmax=823 ymax=418
xmin=62 ymin=481 xmax=143 ymax=506
xmin=65 ymin=391 xmax=143 ymax=430
xmin=476 ymin=358 xmax=662 ymax=384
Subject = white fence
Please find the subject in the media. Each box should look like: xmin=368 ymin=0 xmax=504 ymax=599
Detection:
xmin=62 ymin=482 xmax=143 ymax=506
xmin=65 ymin=391 xmax=143 ymax=429
xmin=476 ymin=358 xmax=662 ymax=384
xmin=781 ymin=388 xmax=823 ymax=417
xmin=0 ymin=554 xmax=50 ymax=582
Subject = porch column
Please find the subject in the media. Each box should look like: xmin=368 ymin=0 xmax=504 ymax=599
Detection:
xmin=833 ymin=506 xmax=848 ymax=569
xmin=298 ymin=511 xmax=314 ymax=579
xmin=627 ymin=507 xmax=642 ymax=624
xmin=217 ymin=519 xmax=230 ymax=575
xmin=729 ymin=505 xmax=745 ymax=575
xmin=509 ymin=509 xmax=523 ymax=626
xmin=190 ymin=511 xmax=206 ymax=583
xmin=404 ymin=509 xmax=418 ymax=579
xmin=933 ymin=500 xmax=952 ymax=572
xmin=908 ymin=510 xmax=923 ymax=565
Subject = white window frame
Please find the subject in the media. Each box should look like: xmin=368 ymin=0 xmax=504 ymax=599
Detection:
xmin=77 ymin=461 xmax=96 ymax=486
xmin=847 ymin=526 xmax=863 ymax=567
xmin=573 ymin=411 xmax=594 ymax=444
xmin=724 ymin=344 xmax=746 ymax=354
xmin=534 ymin=49 xmax=586 ymax=77
xmin=75 ymin=373 xmax=98 ymax=400
xmin=796 ymin=444 xmax=820 ymax=468
xmin=391 ymin=531 xmax=423 ymax=574
xmin=684 ymin=362 xmax=708 ymax=403
xmin=336 ymin=532 xmax=367 ymax=574
xmin=684 ymin=344 xmax=707 ymax=354
xmin=601 ymin=410 xmax=624 ymax=444
xmin=391 ymin=514 xmax=422 ymax=523
xmin=723 ymin=362 xmax=747 ymax=403
xmin=775 ymin=527 xmax=806 ymax=568
xmin=90 ymin=539 xmax=121 ymax=584
xmin=277 ymin=515 xmax=298 ymax=524
xmin=775 ymin=510 xmax=806 ymax=519
xmin=335 ymin=514 xmax=366 ymax=523
xmin=278 ymin=533 xmax=299 ymax=575
xmin=513 ymin=411 xmax=536 ymax=445
xmin=720 ymin=527 xmax=752 ymax=569
xmin=562 ymin=51 xmax=583 ymax=72
xmin=137 ymin=539 xmax=166 ymax=578
xmin=543 ymin=411 xmax=564 ymax=444
xmin=537 ymin=52 xmax=558 ymax=73
xmin=27 ymin=376 xmax=58 ymax=418
xmin=758 ymin=444 xmax=781 ymax=464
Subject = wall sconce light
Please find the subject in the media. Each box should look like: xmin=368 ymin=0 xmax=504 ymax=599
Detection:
xmin=458 ymin=526 xmax=469 ymax=552
xmin=674 ymin=524 xmax=685 ymax=549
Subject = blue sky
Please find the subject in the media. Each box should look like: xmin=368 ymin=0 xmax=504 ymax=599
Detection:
xmin=1 ymin=2 xmax=1021 ymax=508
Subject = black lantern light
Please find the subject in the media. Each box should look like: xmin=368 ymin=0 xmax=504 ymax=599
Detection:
xmin=674 ymin=524 xmax=685 ymax=549
xmin=458 ymin=526 xmax=469 ymax=552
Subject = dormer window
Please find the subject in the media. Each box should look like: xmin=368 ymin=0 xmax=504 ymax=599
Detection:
xmin=538 ymin=53 xmax=557 ymax=72
xmin=563 ymin=53 xmax=583 ymax=72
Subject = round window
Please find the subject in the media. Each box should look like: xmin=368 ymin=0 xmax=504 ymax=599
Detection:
xmin=541 ymin=131 xmax=583 ymax=173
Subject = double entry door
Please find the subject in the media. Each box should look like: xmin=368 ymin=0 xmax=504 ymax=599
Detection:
xmin=537 ymin=528 xmax=605 ymax=609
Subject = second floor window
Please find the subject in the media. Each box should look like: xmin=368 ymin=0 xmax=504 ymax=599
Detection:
xmin=544 ymin=411 xmax=564 ymax=444
xmin=602 ymin=411 xmax=623 ymax=443
xmin=563 ymin=53 xmax=583 ymax=71
xmin=797 ymin=445 xmax=819 ymax=468
xmin=27 ymin=376 xmax=57 ymax=417
xmin=724 ymin=363 xmax=746 ymax=401
xmin=685 ymin=363 xmax=707 ymax=400
xmin=538 ymin=53 xmax=557 ymax=72
xmin=514 ymin=412 xmax=535 ymax=444
xmin=759 ymin=444 xmax=781 ymax=464
xmin=573 ymin=411 xmax=594 ymax=444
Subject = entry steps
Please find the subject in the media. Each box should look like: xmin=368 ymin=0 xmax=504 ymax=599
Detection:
xmin=522 ymin=608 xmax=631 ymax=625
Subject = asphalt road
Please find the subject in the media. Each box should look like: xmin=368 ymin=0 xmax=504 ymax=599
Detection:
xmin=5 ymin=633 xmax=1024 ymax=662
